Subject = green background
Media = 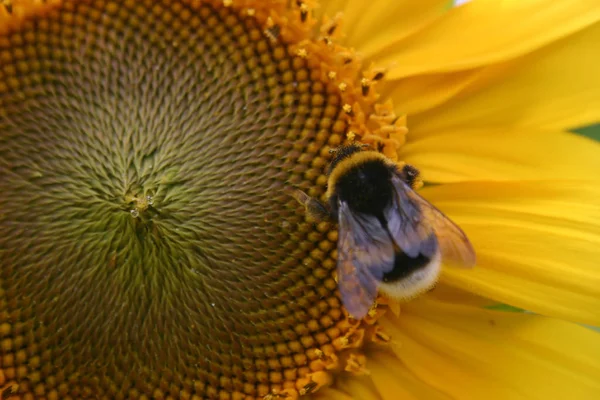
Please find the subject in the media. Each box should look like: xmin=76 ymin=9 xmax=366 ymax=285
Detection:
xmin=576 ymin=124 xmax=600 ymax=142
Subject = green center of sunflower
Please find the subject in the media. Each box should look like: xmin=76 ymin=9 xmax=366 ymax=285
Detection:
xmin=0 ymin=1 xmax=404 ymax=399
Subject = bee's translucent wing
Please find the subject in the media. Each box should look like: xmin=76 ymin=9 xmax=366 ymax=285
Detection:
xmin=390 ymin=175 xmax=476 ymax=267
xmin=336 ymin=201 xmax=395 ymax=319
xmin=384 ymin=177 xmax=437 ymax=259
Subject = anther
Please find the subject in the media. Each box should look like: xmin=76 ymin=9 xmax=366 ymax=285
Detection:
xmin=264 ymin=24 xmax=281 ymax=43
xmin=222 ymin=0 xmax=233 ymax=7
xmin=361 ymin=78 xmax=370 ymax=96
xmin=1 ymin=382 xmax=19 ymax=397
xmin=334 ymin=327 xmax=364 ymax=350
xmin=342 ymin=104 xmax=353 ymax=116
xmin=299 ymin=3 xmax=309 ymax=22
xmin=372 ymin=71 xmax=385 ymax=81
xmin=264 ymin=392 xmax=291 ymax=400
xmin=327 ymin=71 xmax=337 ymax=80
xmin=2 ymin=0 xmax=13 ymax=14
xmin=322 ymin=18 xmax=339 ymax=36
xmin=371 ymin=326 xmax=391 ymax=345
xmin=338 ymin=82 xmax=347 ymax=92
xmin=298 ymin=372 xmax=332 ymax=395
xmin=345 ymin=353 xmax=370 ymax=375
xmin=299 ymin=380 xmax=318 ymax=395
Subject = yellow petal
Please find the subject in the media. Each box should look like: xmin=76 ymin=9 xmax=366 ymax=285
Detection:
xmin=420 ymin=181 xmax=600 ymax=326
xmin=330 ymin=0 xmax=450 ymax=55
xmin=382 ymin=68 xmax=482 ymax=116
xmin=428 ymin=283 xmax=495 ymax=309
xmin=334 ymin=375 xmax=383 ymax=400
xmin=312 ymin=388 xmax=355 ymax=400
xmin=379 ymin=298 xmax=600 ymax=400
xmin=400 ymin=129 xmax=600 ymax=183
xmin=371 ymin=0 xmax=600 ymax=79
xmin=318 ymin=0 xmax=349 ymax=20
xmin=369 ymin=351 xmax=453 ymax=400
xmin=406 ymin=21 xmax=600 ymax=134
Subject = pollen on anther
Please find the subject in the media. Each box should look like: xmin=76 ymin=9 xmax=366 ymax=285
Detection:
xmin=338 ymin=82 xmax=347 ymax=92
xmin=327 ymin=71 xmax=337 ymax=80
xmin=296 ymin=48 xmax=308 ymax=58
xmin=342 ymin=104 xmax=353 ymax=115
xmin=367 ymin=304 xmax=378 ymax=318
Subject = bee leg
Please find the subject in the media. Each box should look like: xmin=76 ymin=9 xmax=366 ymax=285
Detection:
xmin=305 ymin=197 xmax=332 ymax=222
xmin=287 ymin=189 xmax=333 ymax=222
xmin=397 ymin=164 xmax=421 ymax=188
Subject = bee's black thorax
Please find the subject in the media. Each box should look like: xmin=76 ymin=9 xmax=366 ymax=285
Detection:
xmin=330 ymin=159 xmax=395 ymax=217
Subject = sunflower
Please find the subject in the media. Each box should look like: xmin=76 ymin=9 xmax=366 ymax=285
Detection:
xmin=1 ymin=0 xmax=599 ymax=399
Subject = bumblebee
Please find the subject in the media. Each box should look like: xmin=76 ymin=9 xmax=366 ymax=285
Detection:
xmin=292 ymin=144 xmax=476 ymax=319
